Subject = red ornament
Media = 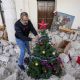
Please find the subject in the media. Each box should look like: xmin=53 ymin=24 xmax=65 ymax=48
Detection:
xmin=38 ymin=20 xmax=48 ymax=29
xmin=76 ymin=56 xmax=80 ymax=64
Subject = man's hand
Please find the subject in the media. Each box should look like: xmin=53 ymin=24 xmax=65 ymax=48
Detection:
xmin=32 ymin=35 xmax=40 ymax=42
xmin=35 ymin=35 xmax=40 ymax=40
xmin=32 ymin=38 xmax=36 ymax=42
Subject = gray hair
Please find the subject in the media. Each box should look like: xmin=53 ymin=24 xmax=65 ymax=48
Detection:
xmin=20 ymin=12 xmax=28 ymax=18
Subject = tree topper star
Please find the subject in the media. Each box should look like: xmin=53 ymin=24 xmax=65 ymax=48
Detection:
xmin=38 ymin=20 xmax=48 ymax=29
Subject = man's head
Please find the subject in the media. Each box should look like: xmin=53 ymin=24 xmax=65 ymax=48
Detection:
xmin=20 ymin=12 xmax=29 ymax=25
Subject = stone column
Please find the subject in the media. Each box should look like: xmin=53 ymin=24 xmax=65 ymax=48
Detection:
xmin=1 ymin=0 xmax=17 ymax=43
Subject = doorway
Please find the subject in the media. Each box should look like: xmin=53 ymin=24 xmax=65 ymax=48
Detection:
xmin=37 ymin=0 xmax=55 ymax=29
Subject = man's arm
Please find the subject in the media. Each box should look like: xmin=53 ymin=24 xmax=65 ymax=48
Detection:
xmin=29 ymin=21 xmax=40 ymax=41
xmin=29 ymin=21 xmax=38 ymax=36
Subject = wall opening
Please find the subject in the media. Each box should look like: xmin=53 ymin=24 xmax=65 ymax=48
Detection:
xmin=37 ymin=0 xmax=55 ymax=29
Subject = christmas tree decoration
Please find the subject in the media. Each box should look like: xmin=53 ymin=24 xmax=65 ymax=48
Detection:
xmin=42 ymin=51 xmax=45 ymax=54
xmin=52 ymin=52 xmax=56 ymax=55
xmin=38 ymin=20 xmax=48 ymax=29
xmin=26 ymin=30 xmax=62 ymax=79
xmin=44 ymin=69 xmax=47 ymax=73
xmin=35 ymin=62 xmax=39 ymax=66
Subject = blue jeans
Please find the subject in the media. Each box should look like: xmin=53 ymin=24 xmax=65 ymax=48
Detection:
xmin=16 ymin=38 xmax=31 ymax=65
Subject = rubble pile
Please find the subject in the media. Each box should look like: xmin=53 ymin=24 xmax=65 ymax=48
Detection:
xmin=0 ymin=40 xmax=19 ymax=80
xmin=0 ymin=30 xmax=80 ymax=80
xmin=48 ymin=31 xmax=80 ymax=80
xmin=0 ymin=40 xmax=35 ymax=80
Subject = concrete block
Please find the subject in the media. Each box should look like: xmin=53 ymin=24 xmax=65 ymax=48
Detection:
xmin=4 ymin=72 xmax=16 ymax=80
xmin=61 ymin=74 xmax=75 ymax=80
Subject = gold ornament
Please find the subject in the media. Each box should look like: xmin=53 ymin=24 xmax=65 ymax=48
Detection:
xmin=44 ymin=69 xmax=47 ymax=73
xmin=52 ymin=52 xmax=55 ymax=55
xmin=42 ymin=51 xmax=45 ymax=54
xmin=35 ymin=62 xmax=38 ymax=66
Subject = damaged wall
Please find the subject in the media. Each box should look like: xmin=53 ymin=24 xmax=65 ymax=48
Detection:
xmin=0 ymin=0 xmax=80 ymax=42
xmin=56 ymin=0 xmax=80 ymax=29
xmin=0 ymin=0 xmax=37 ymax=43
xmin=14 ymin=0 xmax=38 ymax=30
xmin=1 ymin=0 xmax=17 ymax=43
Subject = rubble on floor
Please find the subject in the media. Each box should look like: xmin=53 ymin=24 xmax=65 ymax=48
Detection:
xmin=0 ymin=39 xmax=19 ymax=80
xmin=0 ymin=30 xmax=80 ymax=80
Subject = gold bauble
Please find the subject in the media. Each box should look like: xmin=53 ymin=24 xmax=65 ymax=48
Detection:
xmin=44 ymin=70 xmax=47 ymax=73
xmin=42 ymin=51 xmax=45 ymax=54
xmin=52 ymin=52 xmax=55 ymax=55
xmin=35 ymin=62 xmax=38 ymax=66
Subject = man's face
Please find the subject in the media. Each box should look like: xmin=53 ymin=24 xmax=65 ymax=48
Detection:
xmin=21 ymin=16 xmax=29 ymax=25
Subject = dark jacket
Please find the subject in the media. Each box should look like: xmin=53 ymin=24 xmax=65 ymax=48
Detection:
xmin=15 ymin=20 xmax=38 ymax=41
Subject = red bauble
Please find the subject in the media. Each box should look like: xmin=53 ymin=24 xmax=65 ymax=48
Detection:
xmin=76 ymin=56 xmax=80 ymax=64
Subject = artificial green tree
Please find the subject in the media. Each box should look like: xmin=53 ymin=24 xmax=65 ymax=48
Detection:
xmin=27 ymin=30 xmax=62 ymax=79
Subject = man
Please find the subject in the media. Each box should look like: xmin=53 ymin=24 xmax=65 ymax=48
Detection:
xmin=15 ymin=12 xmax=39 ymax=71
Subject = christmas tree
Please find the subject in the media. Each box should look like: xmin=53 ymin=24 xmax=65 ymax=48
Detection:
xmin=26 ymin=30 xmax=62 ymax=79
xmin=26 ymin=20 xmax=62 ymax=79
